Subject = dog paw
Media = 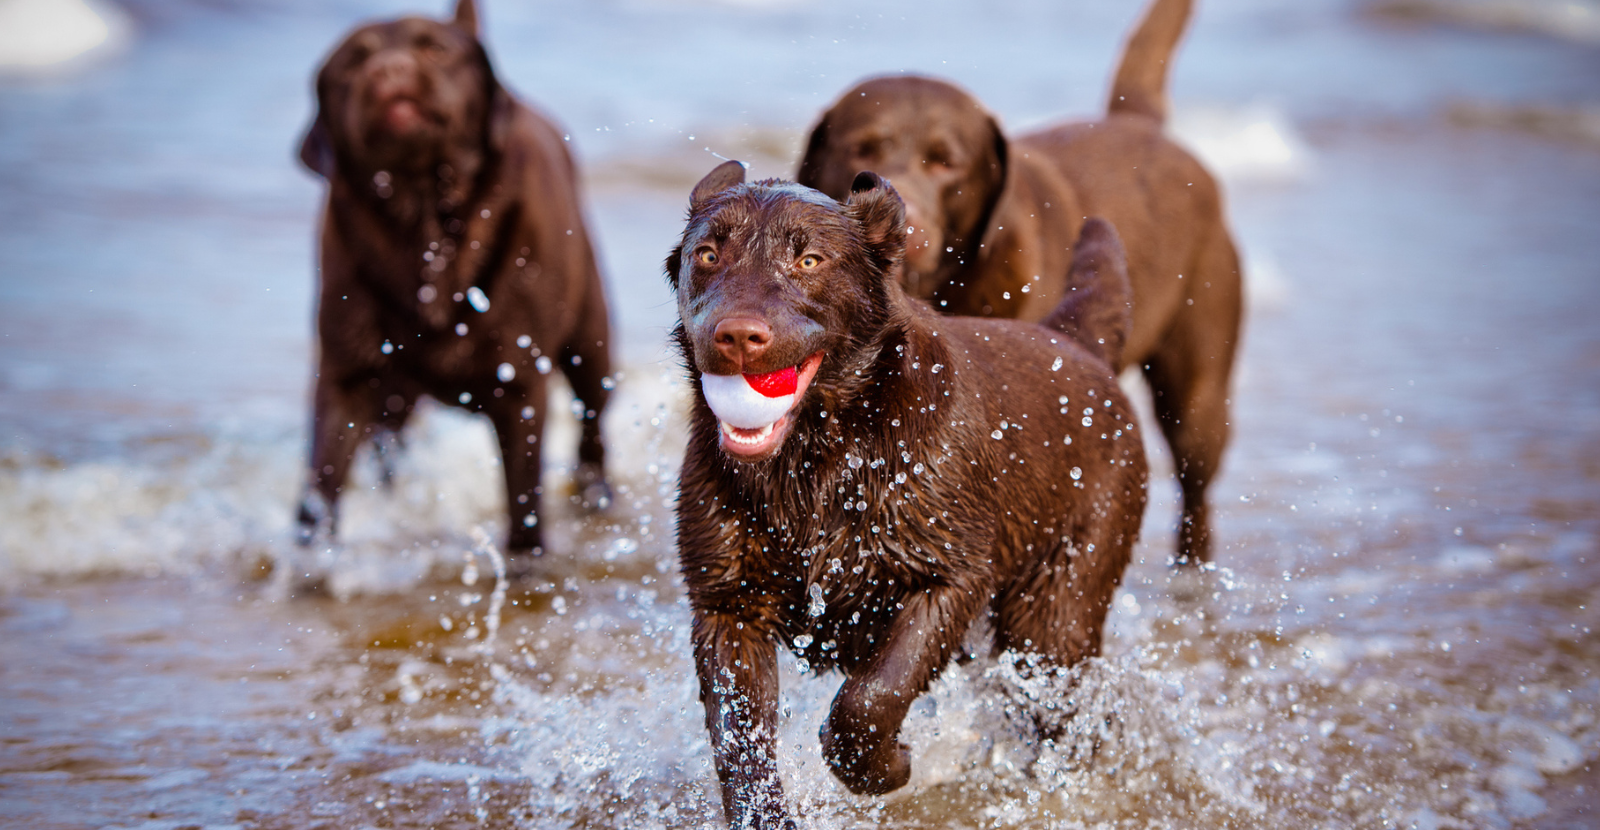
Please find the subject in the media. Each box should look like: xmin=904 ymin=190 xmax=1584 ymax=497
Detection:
xmin=503 ymin=548 xmax=543 ymax=582
xmin=821 ymin=735 xmax=912 ymax=795
xmin=733 ymin=805 xmax=798 ymax=830
xmin=295 ymin=491 xmax=336 ymax=547
xmin=580 ymin=479 xmax=613 ymax=511
xmin=571 ymin=463 xmax=612 ymax=511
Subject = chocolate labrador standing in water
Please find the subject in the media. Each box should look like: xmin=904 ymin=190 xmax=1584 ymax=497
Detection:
xmin=295 ymin=0 xmax=612 ymax=567
xmin=671 ymin=161 xmax=1148 ymax=827
xmin=798 ymin=0 xmax=1239 ymax=564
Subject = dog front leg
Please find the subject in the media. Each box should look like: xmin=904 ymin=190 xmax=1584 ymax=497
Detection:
xmin=298 ymin=371 xmax=380 ymax=545
xmin=488 ymin=382 xmax=548 ymax=559
xmin=821 ymin=584 xmax=978 ymax=795
xmin=693 ymin=612 xmax=794 ymax=830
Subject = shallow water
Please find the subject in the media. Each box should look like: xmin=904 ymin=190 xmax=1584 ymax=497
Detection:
xmin=2 ymin=0 xmax=1598 ymax=828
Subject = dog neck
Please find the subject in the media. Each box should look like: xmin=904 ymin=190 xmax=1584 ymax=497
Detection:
xmin=354 ymin=137 xmax=488 ymax=231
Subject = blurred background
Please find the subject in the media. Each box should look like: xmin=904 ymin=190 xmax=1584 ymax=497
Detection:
xmin=1 ymin=0 xmax=1597 ymax=828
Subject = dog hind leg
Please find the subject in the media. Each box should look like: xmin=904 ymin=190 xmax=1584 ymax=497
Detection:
xmin=557 ymin=288 xmax=613 ymax=510
xmin=1143 ymin=223 xmax=1240 ymax=564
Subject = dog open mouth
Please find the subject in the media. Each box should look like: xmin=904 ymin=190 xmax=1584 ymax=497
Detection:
xmin=701 ymin=352 xmax=823 ymax=458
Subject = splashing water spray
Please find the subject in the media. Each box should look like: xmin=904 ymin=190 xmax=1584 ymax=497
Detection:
xmin=464 ymin=526 xmax=509 ymax=652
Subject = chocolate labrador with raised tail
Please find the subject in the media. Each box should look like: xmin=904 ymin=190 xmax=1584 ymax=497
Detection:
xmin=295 ymin=0 xmax=611 ymax=567
xmin=798 ymin=0 xmax=1238 ymax=564
xmin=671 ymin=161 xmax=1147 ymax=827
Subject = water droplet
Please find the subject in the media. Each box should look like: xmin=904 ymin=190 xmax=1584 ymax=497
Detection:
xmin=456 ymin=323 xmax=469 ymax=336
xmin=1070 ymin=467 xmax=1082 ymax=480
xmin=794 ymin=633 xmax=813 ymax=648
xmin=516 ymin=334 xmax=532 ymax=349
xmin=992 ymin=430 xmax=1003 ymax=439
xmin=535 ymin=356 xmax=553 ymax=374
xmin=807 ymin=582 xmax=826 ymax=617
xmin=459 ymin=392 xmax=472 ymax=404
xmin=847 ymin=454 xmax=864 ymax=470
xmin=1051 ymin=356 xmax=1063 ymax=371
xmin=466 ymin=286 xmax=491 ymax=312
xmin=931 ymin=363 xmax=943 ymax=374
xmin=381 ymin=340 xmax=394 ymax=354
xmin=497 ymin=362 xmax=516 ymax=382
xmin=522 ymin=513 xmax=537 ymax=527
xmin=418 ymin=284 xmax=438 ymax=303
xmin=521 ymin=406 xmax=535 ymax=420
xmin=1082 ymin=416 xmax=1093 ymax=427
xmin=913 ymin=462 xmax=925 ymax=475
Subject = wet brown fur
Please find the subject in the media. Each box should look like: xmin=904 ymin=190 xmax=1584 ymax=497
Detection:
xmin=294 ymin=0 xmax=611 ymax=560
xmin=670 ymin=163 xmax=1148 ymax=826
xmin=796 ymin=0 xmax=1238 ymax=563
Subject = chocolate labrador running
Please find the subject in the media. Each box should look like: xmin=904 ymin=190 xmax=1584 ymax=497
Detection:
xmin=798 ymin=0 xmax=1238 ymax=563
xmin=671 ymin=161 xmax=1148 ymax=827
xmin=295 ymin=0 xmax=611 ymax=564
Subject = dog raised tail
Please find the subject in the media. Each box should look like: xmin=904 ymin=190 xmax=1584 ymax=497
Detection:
xmin=1106 ymin=0 xmax=1193 ymax=123
xmin=1041 ymin=218 xmax=1133 ymax=370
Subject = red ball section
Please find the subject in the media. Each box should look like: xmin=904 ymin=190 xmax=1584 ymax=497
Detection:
xmin=744 ymin=365 xmax=797 ymax=398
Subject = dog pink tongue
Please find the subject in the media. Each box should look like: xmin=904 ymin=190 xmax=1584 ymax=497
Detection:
xmin=745 ymin=366 xmax=797 ymax=398
xmin=385 ymin=99 xmax=422 ymax=132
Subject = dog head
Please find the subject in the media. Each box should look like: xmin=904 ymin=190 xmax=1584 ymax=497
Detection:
xmin=797 ymin=76 xmax=1008 ymax=299
xmin=298 ymin=0 xmax=508 ymax=184
xmin=668 ymin=161 xmax=907 ymax=461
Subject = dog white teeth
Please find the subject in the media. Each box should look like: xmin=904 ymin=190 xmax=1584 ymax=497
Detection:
xmin=721 ymin=421 xmax=775 ymax=445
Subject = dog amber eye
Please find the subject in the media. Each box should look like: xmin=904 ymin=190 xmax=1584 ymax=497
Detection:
xmin=697 ymin=248 xmax=718 ymax=266
xmin=798 ymin=254 xmax=822 ymax=269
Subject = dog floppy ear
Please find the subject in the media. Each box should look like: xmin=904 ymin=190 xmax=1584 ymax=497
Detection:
xmin=971 ymin=113 xmax=1010 ymax=251
xmin=298 ymin=112 xmax=336 ymax=179
xmin=795 ymin=111 xmax=831 ymax=190
xmin=486 ymin=78 xmax=514 ymax=154
xmin=452 ymin=0 xmax=479 ymax=38
xmin=846 ymin=171 xmax=907 ymax=273
xmin=690 ymin=160 xmax=747 ymax=211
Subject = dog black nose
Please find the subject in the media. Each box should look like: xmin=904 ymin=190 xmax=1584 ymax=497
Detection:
xmin=713 ymin=317 xmax=771 ymax=370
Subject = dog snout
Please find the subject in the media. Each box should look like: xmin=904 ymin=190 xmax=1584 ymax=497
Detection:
xmin=367 ymin=49 xmax=421 ymax=97
xmin=901 ymin=204 xmax=943 ymax=294
xmin=713 ymin=317 xmax=772 ymax=371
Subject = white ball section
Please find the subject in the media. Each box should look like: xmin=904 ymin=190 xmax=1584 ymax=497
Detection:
xmin=701 ymin=373 xmax=796 ymax=429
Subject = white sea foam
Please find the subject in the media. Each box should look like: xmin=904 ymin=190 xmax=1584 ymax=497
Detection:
xmin=1169 ymin=104 xmax=1315 ymax=185
xmin=0 ymin=366 xmax=690 ymax=592
xmin=0 ymin=0 xmax=131 ymax=73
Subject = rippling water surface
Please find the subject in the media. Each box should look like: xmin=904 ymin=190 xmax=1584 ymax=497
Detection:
xmin=2 ymin=1 xmax=1597 ymax=828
